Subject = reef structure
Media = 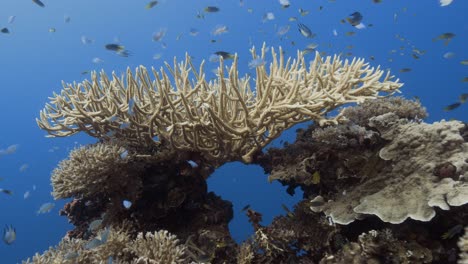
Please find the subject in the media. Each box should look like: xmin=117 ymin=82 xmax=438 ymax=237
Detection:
xmin=26 ymin=45 xmax=468 ymax=263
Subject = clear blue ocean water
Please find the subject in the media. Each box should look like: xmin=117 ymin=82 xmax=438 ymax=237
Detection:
xmin=0 ymin=0 xmax=466 ymax=262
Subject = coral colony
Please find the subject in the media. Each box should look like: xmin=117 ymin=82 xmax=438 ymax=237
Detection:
xmin=25 ymin=45 xmax=467 ymax=263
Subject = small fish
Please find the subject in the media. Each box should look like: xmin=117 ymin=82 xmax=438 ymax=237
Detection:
xmin=8 ymin=16 xmax=16 ymax=24
xmin=3 ymin=225 xmax=16 ymax=245
xmin=19 ymin=164 xmax=29 ymax=172
xmin=196 ymin=11 xmax=205 ymax=19
xmin=439 ymin=0 xmax=453 ymax=7
xmin=37 ymin=202 xmax=55 ymax=214
xmin=461 ymin=60 xmax=468 ymax=65
xmin=241 ymin=204 xmax=251 ymax=212
xmin=120 ymin=150 xmax=128 ymax=159
xmin=443 ymin=52 xmax=455 ymax=59
xmin=289 ymin=17 xmax=297 ymax=21
xmin=412 ymin=54 xmax=420 ymax=59
xmin=399 ymin=68 xmax=412 ymax=73
xmin=459 ymin=93 xmax=468 ymax=103
xmin=442 ymin=224 xmax=463 ymax=239
xmin=145 ymin=1 xmax=158 ymax=9
xmin=152 ymin=28 xmax=166 ymax=41
xmin=263 ymin=12 xmax=275 ymax=21
xmin=372 ymin=0 xmax=383 ymax=3
xmin=187 ymin=160 xmax=198 ymax=168
xmin=64 ymin=15 xmax=71 ymax=23
xmin=81 ymin=70 xmax=89 ymax=75
xmin=212 ymin=24 xmax=228 ymax=35
xmin=298 ymin=23 xmax=315 ymax=38
xmin=279 ymin=0 xmax=290 ymax=8
xmin=433 ymin=33 xmax=455 ymax=45
xmin=276 ymin=25 xmax=290 ymax=36
xmin=81 ymin=35 xmax=94 ymax=45
xmin=189 ymin=28 xmax=199 ymax=36
xmin=153 ymin=53 xmax=162 ymax=60
xmin=92 ymin=57 xmax=104 ymax=64
xmin=0 ymin=189 xmax=13 ymax=195
xmin=105 ymin=44 xmax=125 ymax=52
xmin=48 ymin=28 xmax=56 ymax=33
xmin=248 ymin=58 xmax=266 ymax=69
xmin=32 ymin=0 xmax=45 ymax=8
xmin=461 ymin=77 xmax=468 ymax=83
xmin=23 ymin=191 xmax=30 ymax=199
xmin=214 ymin=51 xmax=235 ymax=60
xmin=333 ymin=29 xmax=338 ymax=36
xmin=204 ymin=6 xmax=220 ymax=13
xmin=1 ymin=28 xmax=9 ymax=34
xmin=444 ymin=102 xmax=461 ymax=111
xmin=346 ymin=12 xmax=363 ymax=26
xmin=123 ymin=200 xmax=132 ymax=209
xmin=298 ymin=8 xmax=309 ymax=16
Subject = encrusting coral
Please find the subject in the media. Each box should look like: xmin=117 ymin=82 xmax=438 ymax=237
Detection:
xmin=37 ymin=44 xmax=402 ymax=164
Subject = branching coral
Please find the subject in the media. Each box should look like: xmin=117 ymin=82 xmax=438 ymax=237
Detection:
xmin=128 ymin=230 xmax=186 ymax=264
xmin=37 ymin=44 xmax=402 ymax=163
xmin=23 ymin=228 xmax=186 ymax=264
xmin=51 ymin=143 xmax=142 ymax=200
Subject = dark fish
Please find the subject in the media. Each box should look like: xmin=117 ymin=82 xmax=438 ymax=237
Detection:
xmin=433 ymin=33 xmax=455 ymax=45
xmin=0 ymin=189 xmax=13 ymax=195
xmin=345 ymin=31 xmax=356 ymax=36
xmin=0 ymin=28 xmax=9 ymax=34
xmin=444 ymin=102 xmax=461 ymax=111
xmin=214 ymin=51 xmax=235 ymax=60
xmin=105 ymin=44 xmax=125 ymax=52
xmin=347 ymin=12 xmax=363 ymax=26
xmin=145 ymin=1 xmax=158 ymax=9
xmin=241 ymin=204 xmax=251 ymax=212
xmin=204 ymin=6 xmax=220 ymax=12
xmin=298 ymin=23 xmax=315 ymax=38
xmin=462 ymin=77 xmax=468 ymax=82
xmin=32 ymin=0 xmax=45 ymax=7
xmin=372 ymin=0 xmax=383 ymax=3
xmin=399 ymin=68 xmax=412 ymax=73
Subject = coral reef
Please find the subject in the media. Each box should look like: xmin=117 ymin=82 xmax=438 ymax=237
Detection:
xmin=22 ymin=227 xmax=186 ymax=263
xmin=460 ymin=227 xmax=468 ymax=264
xmin=28 ymin=46 xmax=467 ymax=263
xmin=37 ymin=44 xmax=401 ymax=164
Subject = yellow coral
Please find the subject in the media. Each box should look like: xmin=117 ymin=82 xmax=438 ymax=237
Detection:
xmin=37 ymin=45 xmax=402 ymax=163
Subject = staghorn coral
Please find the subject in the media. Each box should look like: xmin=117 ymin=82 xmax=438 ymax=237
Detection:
xmin=23 ymin=228 xmax=187 ymax=264
xmin=51 ymin=142 xmax=142 ymax=200
xmin=37 ymin=44 xmax=402 ymax=163
xmin=128 ymin=230 xmax=186 ymax=264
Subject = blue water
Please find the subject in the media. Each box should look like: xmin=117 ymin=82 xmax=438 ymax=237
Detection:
xmin=0 ymin=0 xmax=466 ymax=262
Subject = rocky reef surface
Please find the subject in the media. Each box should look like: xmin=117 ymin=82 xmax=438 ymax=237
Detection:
xmin=24 ymin=97 xmax=468 ymax=264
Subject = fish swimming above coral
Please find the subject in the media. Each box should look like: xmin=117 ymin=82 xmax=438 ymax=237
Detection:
xmin=3 ymin=225 xmax=16 ymax=245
